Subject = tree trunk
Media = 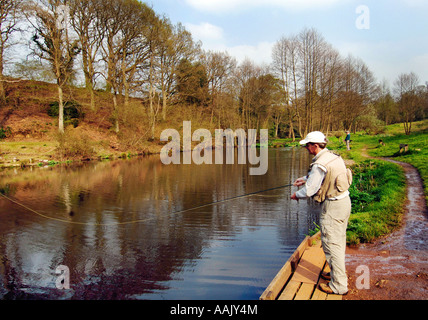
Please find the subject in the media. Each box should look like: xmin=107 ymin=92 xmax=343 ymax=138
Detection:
xmin=162 ymin=87 xmax=167 ymax=121
xmin=0 ymin=74 xmax=5 ymax=104
xmin=113 ymin=93 xmax=119 ymax=133
xmin=90 ymin=87 xmax=95 ymax=110
xmin=0 ymin=54 xmax=5 ymax=103
xmin=288 ymin=109 xmax=295 ymax=141
xmin=58 ymin=85 xmax=64 ymax=134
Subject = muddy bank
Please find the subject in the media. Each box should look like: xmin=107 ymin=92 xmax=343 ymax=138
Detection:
xmin=344 ymin=161 xmax=428 ymax=300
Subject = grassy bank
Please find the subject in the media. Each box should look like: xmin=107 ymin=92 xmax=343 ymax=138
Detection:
xmin=345 ymin=160 xmax=406 ymax=245
xmin=328 ymin=119 xmax=427 ymax=245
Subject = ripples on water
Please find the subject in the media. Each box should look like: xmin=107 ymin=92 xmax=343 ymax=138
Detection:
xmin=0 ymin=148 xmax=320 ymax=300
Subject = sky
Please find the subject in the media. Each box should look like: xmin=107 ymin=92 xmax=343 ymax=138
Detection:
xmin=149 ymin=0 xmax=428 ymax=88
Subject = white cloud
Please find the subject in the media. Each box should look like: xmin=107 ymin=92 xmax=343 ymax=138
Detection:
xmin=184 ymin=22 xmax=273 ymax=65
xmin=226 ymin=42 xmax=274 ymax=65
xmin=184 ymin=0 xmax=344 ymax=12
xmin=336 ymin=40 xmax=428 ymax=84
xmin=197 ymin=40 xmax=274 ymax=65
xmin=184 ymin=22 xmax=224 ymax=40
xmin=400 ymin=0 xmax=428 ymax=7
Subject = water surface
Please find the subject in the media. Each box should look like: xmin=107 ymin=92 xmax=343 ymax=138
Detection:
xmin=0 ymin=148 xmax=320 ymax=300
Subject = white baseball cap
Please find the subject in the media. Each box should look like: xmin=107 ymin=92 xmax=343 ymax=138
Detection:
xmin=299 ymin=131 xmax=326 ymax=145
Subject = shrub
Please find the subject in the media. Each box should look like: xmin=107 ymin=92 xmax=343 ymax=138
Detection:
xmin=56 ymin=127 xmax=95 ymax=159
xmin=0 ymin=126 xmax=12 ymax=140
xmin=48 ymin=100 xmax=84 ymax=127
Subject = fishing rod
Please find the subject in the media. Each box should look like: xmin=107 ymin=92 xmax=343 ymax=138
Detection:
xmin=0 ymin=183 xmax=295 ymax=227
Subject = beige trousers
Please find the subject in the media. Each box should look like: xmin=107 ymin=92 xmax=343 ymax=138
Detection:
xmin=320 ymin=196 xmax=351 ymax=294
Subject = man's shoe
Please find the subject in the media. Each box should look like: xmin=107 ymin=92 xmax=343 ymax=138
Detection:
xmin=318 ymin=283 xmax=347 ymax=295
xmin=320 ymin=272 xmax=331 ymax=281
xmin=319 ymin=283 xmax=334 ymax=294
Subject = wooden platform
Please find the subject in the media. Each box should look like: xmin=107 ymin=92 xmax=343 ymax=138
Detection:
xmin=260 ymin=232 xmax=342 ymax=300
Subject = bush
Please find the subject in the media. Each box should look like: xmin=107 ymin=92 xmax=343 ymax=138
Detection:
xmin=0 ymin=126 xmax=12 ymax=140
xmin=56 ymin=127 xmax=95 ymax=159
xmin=48 ymin=100 xmax=84 ymax=127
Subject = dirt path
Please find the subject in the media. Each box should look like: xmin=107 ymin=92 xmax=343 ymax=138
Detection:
xmin=344 ymin=160 xmax=428 ymax=300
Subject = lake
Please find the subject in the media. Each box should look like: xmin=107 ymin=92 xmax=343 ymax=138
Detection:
xmin=0 ymin=147 xmax=320 ymax=300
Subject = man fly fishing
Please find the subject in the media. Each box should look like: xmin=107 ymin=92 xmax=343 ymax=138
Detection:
xmin=291 ymin=131 xmax=352 ymax=295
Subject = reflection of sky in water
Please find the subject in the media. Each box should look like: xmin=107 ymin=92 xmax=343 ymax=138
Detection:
xmin=0 ymin=148 xmax=319 ymax=300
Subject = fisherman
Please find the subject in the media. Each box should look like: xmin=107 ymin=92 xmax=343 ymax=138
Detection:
xmin=291 ymin=131 xmax=352 ymax=295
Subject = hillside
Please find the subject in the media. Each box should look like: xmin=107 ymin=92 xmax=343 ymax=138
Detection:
xmin=0 ymin=79 xmax=171 ymax=167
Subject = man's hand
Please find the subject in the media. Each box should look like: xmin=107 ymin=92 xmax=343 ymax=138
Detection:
xmin=293 ymin=177 xmax=306 ymax=187
xmin=291 ymin=192 xmax=299 ymax=201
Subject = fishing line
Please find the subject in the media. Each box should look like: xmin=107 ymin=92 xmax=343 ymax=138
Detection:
xmin=0 ymin=183 xmax=294 ymax=227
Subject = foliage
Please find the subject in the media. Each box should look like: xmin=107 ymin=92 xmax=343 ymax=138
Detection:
xmin=368 ymin=124 xmax=428 ymax=201
xmin=346 ymin=160 xmax=406 ymax=245
xmin=0 ymin=126 xmax=12 ymax=140
xmin=11 ymin=59 xmax=56 ymax=83
xmin=56 ymin=127 xmax=95 ymax=159
xmin=307 ymin=222 xmax=320 ymax=237
xmin=348 ymin=163 xmax=378 ymax=213
xmin=48 ymin=100 xmax=84 ymax=127
xmin=355 ymin=112 xmax=386 ymax=135
xmin=175 ymin=59 xmax=209 ymax=106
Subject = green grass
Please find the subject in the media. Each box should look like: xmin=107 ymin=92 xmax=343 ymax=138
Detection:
xmin=368 ymin=130 xmax=428 ymax=201
xmin=269 ymin=138 xmax=299 ymax=148
xmin=0 ymin=141 xmax=57 ymax=165
xmin=327 ymin=119 xmax=427 ymax=245
xmin=346 ymin=160 xmax=406 ymax=245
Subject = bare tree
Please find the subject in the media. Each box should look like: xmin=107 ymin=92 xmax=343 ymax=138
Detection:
xmin=0 ymin=0 xmax=24 ymax=103
xmin=97 ymin=0 xmax=153 ymax=133
xmin=298 ymin=28 xmax=328 ymax=135
xmin=373 ymin=80 xmax=397 ymax=126
xmin=26 ymin=0 xmax=80 ymax=133
xmin=235 ymin=59 xmax=261 ymax=129
xmin=69 ymin=0 xmax=102 ymax=110
xmin=394 ymin=72 xmax=420 ymax=135
xmin=157 ymin=22 xmax=197 ymax=121
xmin=272 ymin=36 xmax=298 ymax=139
xmin=337 ymin=55 xmax=376 ymax=132
xmin=203 ymin=50 xmax=237 ymax=125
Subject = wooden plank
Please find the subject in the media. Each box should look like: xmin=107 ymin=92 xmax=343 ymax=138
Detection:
xmin=278 ymin=280 xmax=301 ymax=300
xmin=259 ymin=231 xmax=324 ymax=300
xmin=326 ymin=294 xmax=343 ymax=300
xmin=307 ymin=232 xmax=322 ymax=248
xmin=292 ymin=247 xmax=326 ymax=284
xmin=259 ymin=261 xmax=293 ymax=300
xmin=308 ymin=231 xmax=321 ymax=242
xmin=323 ymin=263 xmax=331 ymax=274
xmin=311 ymin=240 xmax=322 ymax=248
xmin=290 ymin=236 xmax=311 ymax=270
xmin=311 ymin=287 xmax=327 ymax=300
xmin=312 ymin=277 xmax=329 ymax=300
xmin=294 ymin=283 xmax=315 ymax=300
xmin=260 ymin=236 xmax=310 ymax=300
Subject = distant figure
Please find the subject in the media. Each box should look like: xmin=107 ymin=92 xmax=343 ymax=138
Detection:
xmin=344 ymin=131 xmax=351 ymax=150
